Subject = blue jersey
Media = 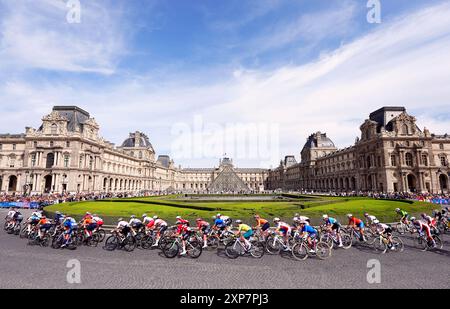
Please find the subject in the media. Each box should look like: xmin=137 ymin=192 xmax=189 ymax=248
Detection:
xmin=302 ymin=225 xmax=317 ymax=235
xmin=214 ymin=218 xmax=225 ymax=227
xmin=326 ymin=218 xmax=339 ymax=225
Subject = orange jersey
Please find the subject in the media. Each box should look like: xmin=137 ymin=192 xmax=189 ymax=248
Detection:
xmin=256 ymin=218 xmax=268 ymax=226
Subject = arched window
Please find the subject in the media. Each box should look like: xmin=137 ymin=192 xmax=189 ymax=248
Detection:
xmin=405 ymin=153 xmax=413 ymax=167
xmin=402 ymin=124 xmax=409 ymax=135
xmin=51 ymin=123 xmax=57 ymax=135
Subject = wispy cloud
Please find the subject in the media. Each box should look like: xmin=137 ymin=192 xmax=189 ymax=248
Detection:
xmin=0 ymin=0 xmax=125 ymax=74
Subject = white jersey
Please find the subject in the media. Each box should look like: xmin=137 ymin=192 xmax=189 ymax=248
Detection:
xmin=379 ymin=223 xmax=390 ymax=230
xmin=7 ymin=210 xmax=16 ymax=218
xmin=117 ymin=221 xmax=130 ymax=229
xmin=293 ymin=216 xmax=310 ymax=225
xmin=366 ymin=215 xmax=377 ymax=223
xmin=129 ymin=218 xmax=142 ymax=225
xmin=154 ymin=219 xmax=167 ymax=227
xmin=142 ymin=217 xmax=153 ymax=225
xmin=92 ymin=216 xmax=102 ymax=223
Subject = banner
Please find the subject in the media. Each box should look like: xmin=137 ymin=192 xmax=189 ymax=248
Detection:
xmin=0 ymin=202 xmax=41 ymax=209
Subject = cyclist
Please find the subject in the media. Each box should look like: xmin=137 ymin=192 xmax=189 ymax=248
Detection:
xmin=293 ymin=213 xmax=310 ymax=227
xmin=373 ymin=219 xmax=394 ymax=249
xmin=61 ymin=216 xmax=77 ymax=248
xmin=36 ymin=215 xmax=52 ymax=240
xmin=322 ymin=214 xmax=343 ymax=247
xmin=411 ymin=217 xmax=435 ymax=247
xmin=129 ymin=215 xmax=143 ymax=235
xmin=82 ymin=212 xmax=93 ymax=221
xmin=347 ymin=214 xmax=366 ymax=241
xmin=273 ymin=218 xmax=291 ymax=251
xmin=142 ymin=214 xmax=154 ymax=229
xmin=27 ymin=211 xmax=41 ymax=234
xmin=81 ymin=213 xmax=96 ymax=239
xmin=253 ymin=214 xmax=270 ymax=239
xmin=12 ymin=209 xmax=23 ymax=228
xmin=196 ymin=218 xmax=211 ymax=249
xmin=235 ymin=219 xmax=253 ymax=250
xmin=213 ymin=214 xmax=228 ymax=236
xmin=298 ymin=221 xmax=318 ymax=253
xmin=54 ymin=211 xmax=64 ymax=226
xmin=396 ymin=208 xmax=409 ymax=225
xmin=5 ymin=207 xmax=16 ymax=223
xmin=175 ymin=217 xmax=192 ymax=256
xmin=364 ymin=212 xmax=378 ymax=226
xmin=92 ymin=214 xmax=104 ymax=231
xmin=152 ymin=216 xmax=168 ymax=247
xmin=116 ymin=218 xmax=131 ymax=240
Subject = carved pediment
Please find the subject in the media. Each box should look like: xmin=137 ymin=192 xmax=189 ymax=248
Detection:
xmin=42 ymin=111 xmax=68 ymax=123
xmin=83 ymin=118 xmax=99 ymax=129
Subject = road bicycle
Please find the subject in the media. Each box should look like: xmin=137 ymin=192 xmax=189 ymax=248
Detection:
xmin=414 ymin=232 xmax=443 ymax=251
xmin=395 ymin=220 xmax=415 ymax=235
xmin=27 ymin=230 xmax=51 ymax=247
xmin=51 ymin=230 xmax=77 ymax=250
xmin=6 ymin=221 xmax=21 ymax=235
xmin=104 ymin=229 xmax=137 ymax=252
xmin=370 ymin=233 xmax=404 ymax=254
xmin=162 ymin=234 xmax=202 ymax=258
xmin=265 ymin=231 xmax=295 ymax=254
xmin=224 ymin=234 xmax=265 ymax=259
xmin=349 ymin=227 xmax=372 ymax=245
xmin=291 ymin=237 xmax=331 ymax=261
xmin=319 ymin=229 xmax=352 ymax=249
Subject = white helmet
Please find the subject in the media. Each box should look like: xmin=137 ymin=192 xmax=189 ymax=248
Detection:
xmin=347 ymin=214 xmax=353 ymax=218
xmin=235 ymin=219 xmax=242 ymax=224
xmin=373 ymin=219 xmax=380 ymax=224
xmin=273 ymin=217 xmax=280 ymax=222
xmin=216 ymin=213 xmax=221 ymax=218
xmin=410 ymin=217 xmax=416 ymax=221
xmin=322 ymin=214 xmax=328 ymax=219
xmin=153 ymin=215 xmax=158 ymax=220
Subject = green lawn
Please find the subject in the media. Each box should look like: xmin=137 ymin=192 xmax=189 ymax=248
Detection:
xmin=44 ymin=195 xmax=437 ymax=225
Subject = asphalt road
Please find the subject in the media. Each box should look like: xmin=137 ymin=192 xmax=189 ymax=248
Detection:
xmin=0 ymin=209 xmax=449 ymax=289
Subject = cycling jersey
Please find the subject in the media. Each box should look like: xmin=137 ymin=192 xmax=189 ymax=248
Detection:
xmin=326 ymin=217 xmax=339 ymax=225
xmin=349 ymin=217 xmax=364 ymax=227
xmin=144 ymin=218 xmax=155 ymax=228
xmin=7 ymin=210 xmax=16 ymax=218
xmin=214 ymin=218 xmax=226 ymax=228
xmin=154 ymin=219 xmax=167 ymax=227
xmin=197 ymin=220 xmax=210 ymax=229
xmin=366 ymin=215 xmax=377 ymax=223
xmin=238 ymin=224 xmax=251 ymax=233
xmin=413 ymin=221 xmax=432 ymax=238
xmin=92 ymin=216 xmax=103 ymax=225
xmin=400 ymin=210 xmax=408 ymax=217
xmin=117 ymin=221 xmax=130 ymax=229
xmin=129 ymin=218 xmax=142 ymax=226
xmin=177 ymin=224 xmax=190 ymax=234
xmin=142 ymin=217 xmax=153 ymax=225
xmin=301 ymin=225 xmax=317 ymax=235
xmin=255 ymin=218 xmax=268 ymax=226
xmin=277 ymin=222 xmax=291 ymax=234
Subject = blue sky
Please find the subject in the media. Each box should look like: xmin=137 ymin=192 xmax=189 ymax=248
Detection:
xmin=0 ymin=0 xmax=449 ymax=167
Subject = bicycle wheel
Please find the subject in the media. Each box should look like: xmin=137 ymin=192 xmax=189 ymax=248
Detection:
xmin=224 ymin=242 xmax=240 ymax=259
xmin=40 ymin=235 xmax=50 ymax=247
xmin=104 ymin=235 xmax=119 ymax=251
xmin=319 ymin=234 xmax=333 ymax=248
xmin=51 ymin=234 xmax=63 ymax=249
xmin=162 ymin=240 xmax=180 ymax=258
xmin=316 ymin=242 xmax=331 ymax=260
xmin=432 ymin=235 xmax=443 ymax=250
xmin=97 ymin=229 xmax=106 ymax=242
xmin=187 ymin=240 xmax=203 ymax=259
xmin=19 ymin=226 xmax=29 ymax=239
xmin=292 ymin=242 xmax=308 ymax=261
xmin=414 ymin=236 xmax=427 ymax=251
xmin=341 ymin=233 xmax=352 ymax=249
xmin=396 ymin=223 xmax=405 ymax=235
xmin=265 ymin=236 xmax=282 ymax=254
xmin=390 ymin=236 xmax=404 ymax=252
xmin=250 ymin=241 xmax=265 ymax=258
xmin=123 ymin=236 xmax=136 ymax=252
xmin=373 ymin=238 xmax=387 ymax=254
xmin=207 ymin=236 xmax=219 ymax=250
xmin=141 ymin=235 xmax=154 ymax=249
xmin=86 ymin=234 xmax=100 ymax=247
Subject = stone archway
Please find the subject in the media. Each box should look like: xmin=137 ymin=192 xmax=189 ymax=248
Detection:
xmin=8 ymin=175 xmax=18 ymax=192
xmin=407 ymin=174 xmax=416 ymax=192
xmin=439 ymin=174 xmax=448 ymax=192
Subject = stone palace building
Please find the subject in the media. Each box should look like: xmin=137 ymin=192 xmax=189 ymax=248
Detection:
xmin=0 ymin=106 xmax=448 ymax=194
xmin=266 ymin=107 xmax=450 ymax=194
xmin=0 ymin=106 xmax=267 ymax=194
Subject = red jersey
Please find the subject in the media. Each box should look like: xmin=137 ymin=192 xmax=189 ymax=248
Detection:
xmin=349 ymin=217 xmax=362 ymax=225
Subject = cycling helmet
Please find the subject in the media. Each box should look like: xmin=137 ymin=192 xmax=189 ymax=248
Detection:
xmin=299 ymin=220 xmax=307 ymax=225
xmin=294 ymin=213 xmax=299 ymax=217
xmin=273 ymin=217 xmax=280 ymax=222
xmin=130 ymin=215 xmax=136 ymax=219
xmin=142 ymin=214 xmax=147 ymax=218
xmin=347 ymin=214 xmax=353 ymax=218
xmin=86 ymin=212 xmax=91 ymax=215
xmin=56 ymin=211 xmax=61 ymax=215
xmin=395 ymin=208 xmax=400 ymax=212
xmin=196 ymin=218 xmax=202 ymax=222
xmin=176 ymin=215 xmax=182 ymax=219
xmin=420 ymin=213 xmax=427 ymax=218
xmin=216 ymin=213 xmax=221 ymax=218
xmin=153 ymin=215 xmax=158 ymax=220
xmin=410 ymin=217 xmax=416 ymax=221
xmin=235 ymin=219 xmax=242 ymax=224
xmin=373 ymin=219 xmax=380 ymax=224
xmin=118 ymin=218 xmax=123 ymax=222
xmin=364 ymin=212 xmax=369 ymax=217
xmin=322 ymin=214 xmax=328 ymax=220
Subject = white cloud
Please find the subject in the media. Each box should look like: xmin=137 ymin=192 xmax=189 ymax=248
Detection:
xmin=0 ymin=0 xmax=125 ymax=74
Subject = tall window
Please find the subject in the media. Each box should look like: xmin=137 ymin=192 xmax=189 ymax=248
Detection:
xmin=402 ymin=124 xmax=409 ymax=135
xmin=439 ymin=143 xmax=444 ymax=150
xmin=51 ymin=124 xmax=57 ymax=135
xmin=421 ymin=154 xmax=428 ymax=166
xmin=12 ymin=144 xmax=16 ymax=150
xmin=50 ymin=141 xmax=54 ymax=147
xmin=31 ymin=153 xmax=36 ymax=167
xmin=79 ymin=156 xmax=83 ymax=168
xmin=441 ymin=156 xmax=447 ymax=166
xmin=89 ymin=156 xmax=94 ymax=170
xmin=405 ymin=153 xmax=413 ymax=166
xmin=64 ymin=155 xmax=70 ymax=168
xmin=33 ymin=141 xmax=37 ymax=148
xmin=66 ymin=141 xmax=70 ymax=148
